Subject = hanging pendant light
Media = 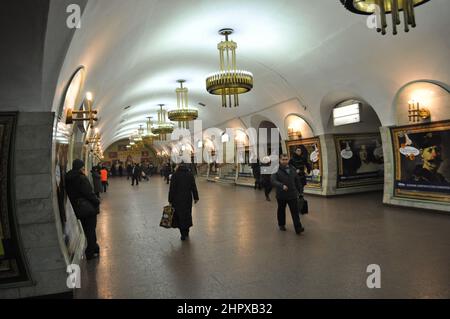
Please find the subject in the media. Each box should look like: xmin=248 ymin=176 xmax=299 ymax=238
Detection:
xmin=206 ymin=28 xmax=253 ymax=108
xmin=151 ymin=104 xmax=175 ymax=141
xmin=340 ymin=0 xmax=432 ymax=35
xmin=168 ymin=80 xmax=199 ymax=129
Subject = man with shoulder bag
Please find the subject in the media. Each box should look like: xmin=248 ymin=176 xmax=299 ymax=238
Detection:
xmin=66 ymin=159 xmax=101 ymax=260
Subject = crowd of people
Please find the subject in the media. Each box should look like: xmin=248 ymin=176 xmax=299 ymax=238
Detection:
xmin=65 ymin=149 xmax=309 ymax=260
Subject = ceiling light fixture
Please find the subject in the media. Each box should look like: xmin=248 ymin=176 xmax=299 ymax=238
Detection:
xmin=206 ymin=28 xmax=253 ymax=108
xmin=340 ymin=0 xmax=432 ymax=35
xmin=151 ymin=104 xmax=175 ymax=141
xmin=168 ymin=80 xmax=199 ymax=129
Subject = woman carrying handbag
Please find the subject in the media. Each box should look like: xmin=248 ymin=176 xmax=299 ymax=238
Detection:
xmin=168 ymin=163 xmax=199 ymax=241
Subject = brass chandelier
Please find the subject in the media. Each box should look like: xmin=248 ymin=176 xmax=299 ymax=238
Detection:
xmin=142 ymin=117 xmax=158 ymax=144
xmin=206 ymin=28 xmax=253 ymax=108
xmin=168 ymin=80 xmax=199 ymax=129
xmin=151 ymin=104 xmax=175 ymax=141
xmin=340 ymin=0 xmax=432 ymax=35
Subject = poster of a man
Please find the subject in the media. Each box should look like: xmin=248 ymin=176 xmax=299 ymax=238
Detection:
xmin=393 ymin=121 xmax=450 ymax=203
xmin=409 ymin=133 xmax=449 ymax=185
xmin=335 ymin=134 xmax=384 ymax=188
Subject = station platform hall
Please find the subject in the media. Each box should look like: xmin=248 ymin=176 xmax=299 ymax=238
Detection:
xmin=0 ymin=0 xmax=449 ymax=300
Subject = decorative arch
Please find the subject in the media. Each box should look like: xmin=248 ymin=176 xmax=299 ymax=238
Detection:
xmin=284 ymin=113 xmax=315 ymax=139
xmin=320 ymin=90 xmax=382 ymax=134
xmin=392 ymin=79 xmax=450 ymax=126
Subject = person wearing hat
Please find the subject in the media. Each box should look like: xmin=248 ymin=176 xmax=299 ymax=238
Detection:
xmin=65 ymin=159 xmax=101 ymax=260
xmin=410 ymin=133 xmax=449 ymax=185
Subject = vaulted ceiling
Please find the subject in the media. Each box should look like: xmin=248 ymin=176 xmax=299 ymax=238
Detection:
xmin=52 ymin=0 xmax=450 ymax=149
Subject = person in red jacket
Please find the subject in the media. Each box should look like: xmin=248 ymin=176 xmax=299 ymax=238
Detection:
xmin=100 ymin=166 xmax=109 ymax=193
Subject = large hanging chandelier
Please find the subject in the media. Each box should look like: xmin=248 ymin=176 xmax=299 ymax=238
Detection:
xmin=206 ymin=28 xmax=253 ymax=108
xmin=151 ymin=104 xmax=175 ymax=141
xmin=168 ymin=80 xmax=199 ymax=129
xmin=340 ymin=0 xmax=431 ymax=35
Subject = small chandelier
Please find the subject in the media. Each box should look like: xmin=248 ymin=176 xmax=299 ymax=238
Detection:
xmin=142 ymin=117 xmax=158 ymax=144
xmin=151 ymin=104 xmax=175 ymax=141
xmin=206 ymin=28 xmax=253 ymax=108
xmin=168 ymin=80 xmax=199 ymax=129
xmin=340 ymin=0 xmax=432 ymax=35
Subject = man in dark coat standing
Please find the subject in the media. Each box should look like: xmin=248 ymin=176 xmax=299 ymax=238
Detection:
xmin=66 ymin=159 xmax=101 ymax=260
xmin=91 ymin=165 xmax=102 ymax=198
xmin=126 ymin=162 xmax=133 ymax=180
xmin=271 ymin=154 xmax=305 ymax=234
xmin=251 ymin=160 xmax=262 ymax=189
xmin=131 ymin=163 xmax=141 ymax=186
xmin=169 ymin=163 xmax=199 ymax=241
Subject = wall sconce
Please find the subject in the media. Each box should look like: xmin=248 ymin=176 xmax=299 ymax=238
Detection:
xmin=287 ymin=126 xmax=302 ymax=140
xmin=408 ymin=100 xmax=430 ymax=123
xmin=65 ymin=92 xmax=98 ymax=128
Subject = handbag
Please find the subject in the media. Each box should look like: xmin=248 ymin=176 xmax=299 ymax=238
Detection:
xmin=75 ymin=198 xmax=97 ymax=219
xmin=298 ymin=195 xmax=309 ymax=215
xmin=160 ymin=205 xmax=175 ymax=229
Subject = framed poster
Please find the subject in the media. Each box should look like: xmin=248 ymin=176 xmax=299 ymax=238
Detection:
xmin=286 ymin=137 xmax=322 ymax=189
xmin=0 ymin=113 xmax=31 ymax=286
xmin=334 ymin=133 xmax=384 ymax=188
xmin=392 ymin=120 xmax=450 ymax=203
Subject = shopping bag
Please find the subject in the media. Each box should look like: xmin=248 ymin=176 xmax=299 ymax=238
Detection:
xmin=160 ymin=205 xmax=174 ymax=228
xmin=298 ymin=196 xmax=309 ymax=215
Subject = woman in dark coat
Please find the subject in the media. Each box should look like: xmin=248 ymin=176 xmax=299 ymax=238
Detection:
xmin=91 ymin=165 xmax=102 ymax=198
xmin=289 ymin=146 xmax=311 ymax=187
xmin=169 ymin=163 xmax=199 ymax=241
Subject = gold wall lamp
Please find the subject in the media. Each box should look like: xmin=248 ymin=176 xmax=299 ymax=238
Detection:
xmin=408 ymin=100 xmax=430 ymax=123
xmin=65 ymin=92 xmax=98 ymax=128
xmin=287 ymin=126 xmax=302 ymax=140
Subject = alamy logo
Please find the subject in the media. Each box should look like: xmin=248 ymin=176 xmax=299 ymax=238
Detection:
xmin=66 ymin=4 xmax=81 ymax=29
xmin=366 ymin=5 xmax=381 ymax=30
xmin=66 ymin=264 xmax=81 ymax=289
xmin=366 ymin=264 xmax=381 ymax=289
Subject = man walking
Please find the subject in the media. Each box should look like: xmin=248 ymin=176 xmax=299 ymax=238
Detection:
xmin=271 ymin=154 xmax=305 ymax=234
xmin=131 ymin=163 xmax=141 ymax=186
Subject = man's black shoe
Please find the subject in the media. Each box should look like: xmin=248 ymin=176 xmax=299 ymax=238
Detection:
xmin=279 ymin=226 xmax=287 ymax=231
xmin=295 ymin=227 xmax=305 ymax=234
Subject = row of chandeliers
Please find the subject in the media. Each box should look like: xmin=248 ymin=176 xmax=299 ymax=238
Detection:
xmin=126 ymin=28 xmax=254 ymax=147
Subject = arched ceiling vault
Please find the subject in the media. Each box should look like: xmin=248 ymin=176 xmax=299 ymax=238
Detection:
xmin=52 ymin=0 xmax=450 ymax=149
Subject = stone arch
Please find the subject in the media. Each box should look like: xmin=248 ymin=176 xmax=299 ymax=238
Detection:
xmin=392 ymin=79 xmax=450 ymax=126
xmin=320 ymin=90 xmax=382 ymax=135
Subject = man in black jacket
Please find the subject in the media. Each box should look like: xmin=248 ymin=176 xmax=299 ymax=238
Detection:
xmin=271 ymin=154 xmax=305 ymax=234
xmin=131 ymin=163 xmax=141 ymax=186
xmin=65 ymin=159 xmax=101 ymax=260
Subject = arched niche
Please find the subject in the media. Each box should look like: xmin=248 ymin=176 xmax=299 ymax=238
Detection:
xmin=320 ymin=91 xmax=382 ymax=134
xmin=284 ymin=114 xmax=314 ymax=140
xmin=393 ymin=80 xmax=450 ymax=126
xmin=258 ymin=120 xmax=283 ymax=156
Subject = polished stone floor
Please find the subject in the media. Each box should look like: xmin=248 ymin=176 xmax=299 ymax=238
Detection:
xmin=75 ymin=176 xmax=450 ymax=299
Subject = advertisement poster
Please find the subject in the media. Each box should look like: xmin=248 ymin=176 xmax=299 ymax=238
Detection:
xmin=0 ymin=114 xmax=30 ymax=285
xmin=392 ymin=120 xmax=450 ymax=202
xmin=335 ymin=133 xmax=384 ymax=188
